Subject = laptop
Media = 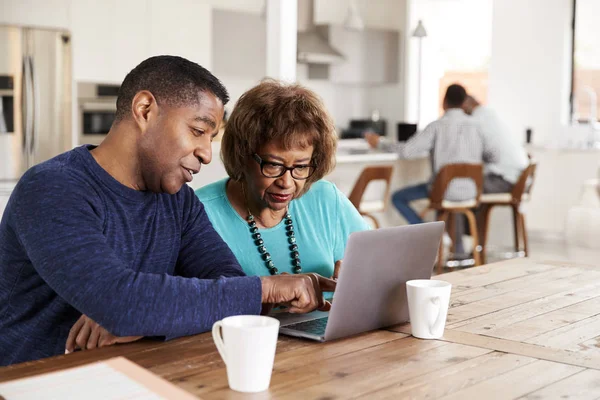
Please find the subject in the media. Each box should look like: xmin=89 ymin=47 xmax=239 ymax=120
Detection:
xmin=397 ymin=123 xmax=418 ymax=142
xmin=274 ymin=222 xmax=444 ymax=342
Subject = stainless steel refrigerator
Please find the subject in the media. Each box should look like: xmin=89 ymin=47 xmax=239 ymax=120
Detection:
xmin=0 ymin=25 xmax=72 ymax=183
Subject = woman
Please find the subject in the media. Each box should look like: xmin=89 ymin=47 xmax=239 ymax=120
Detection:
xmin=195 ymin=80 xmax=369 ymax=278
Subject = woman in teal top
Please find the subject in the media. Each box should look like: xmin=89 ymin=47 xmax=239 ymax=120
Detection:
xmin=195 ymin=80 xmax=369 ymax=278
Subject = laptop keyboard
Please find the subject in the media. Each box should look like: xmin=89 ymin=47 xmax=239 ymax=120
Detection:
xmin=284 ymin=317 xmax=329 ymax=336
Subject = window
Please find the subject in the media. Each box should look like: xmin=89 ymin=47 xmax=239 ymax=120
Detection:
xmin=412 ymin=0 xmax=493 ymax=122
xmin=571 ymin=0 xmax=600 ymax=123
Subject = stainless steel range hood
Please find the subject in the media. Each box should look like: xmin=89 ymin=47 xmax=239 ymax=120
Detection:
xmin=297 ymin=0 xmax=343 ymax=64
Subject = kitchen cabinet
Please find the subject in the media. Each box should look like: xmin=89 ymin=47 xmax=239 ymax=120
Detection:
xmin=314 ymin=0 xmax=406 ymax=32
xmin=0 ymin=0 xmax=70 ymax=30
xmin=212 ymin=9 xmax=266 ymax=79
xmin=71 ymin=0 xmax=211 ymax=83
xmin=149 ymin=0 xmax=212 ymax=70
xmin=113 ymin=0 xmax=151 ymax=80
xmin=305 ymin=25 xmax=400 ymax=84
xmin=71 ymin=0 xmax=146 ymax=83
xmin=320 ymin=25 xmax=400 ymax=85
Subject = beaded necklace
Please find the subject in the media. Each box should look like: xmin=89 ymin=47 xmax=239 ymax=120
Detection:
xmin=242 ymin=184 xmax=302 ymax=275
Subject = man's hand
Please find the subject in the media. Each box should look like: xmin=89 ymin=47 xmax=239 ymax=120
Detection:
xmin=65 ymin=315 xmax=143 ymax=354
xmin=364 ymin=132 xmax=380 ymax=149
xmin=260 ymin=273 xmax=337 ymax=313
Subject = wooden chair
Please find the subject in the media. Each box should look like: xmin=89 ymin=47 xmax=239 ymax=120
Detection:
xmin=479 ymin=162 xmax=538 ymax=264
xmin=420 ymin=164 xmax=484 ymax=273
xmin=348 ymin=165 xmax=394 ymax=229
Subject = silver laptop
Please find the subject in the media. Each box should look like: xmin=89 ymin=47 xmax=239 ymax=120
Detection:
xmin=274 ymin=222 xmax=444 ymax=342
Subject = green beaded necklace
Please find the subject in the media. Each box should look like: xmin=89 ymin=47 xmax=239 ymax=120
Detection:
xmin=242 ymin=184 xmax=302 ymax=275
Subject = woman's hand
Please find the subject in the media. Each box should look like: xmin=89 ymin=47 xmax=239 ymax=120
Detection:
xmin=332 ymin=260 xmax=342 ymax=281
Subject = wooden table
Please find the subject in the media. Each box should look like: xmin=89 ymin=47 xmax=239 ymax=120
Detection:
xmin=3 ymin=258 xmax=600 ymax=399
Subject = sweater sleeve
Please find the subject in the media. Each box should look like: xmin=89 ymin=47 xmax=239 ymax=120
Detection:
xmin=12 ymin=168 xmax=262 ymax=338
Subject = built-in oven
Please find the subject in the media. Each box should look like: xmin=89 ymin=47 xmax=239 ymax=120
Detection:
xmin=77 ymin=82 xmax=119 ymax=145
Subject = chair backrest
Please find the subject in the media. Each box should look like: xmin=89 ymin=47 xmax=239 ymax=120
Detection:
xmin=348 ymin=165 xmax=394 ymax=210
xmin=428 ymin=163 xmax=483 ymax=209
xmin=511 ymin=161 xmax=537 ymax=203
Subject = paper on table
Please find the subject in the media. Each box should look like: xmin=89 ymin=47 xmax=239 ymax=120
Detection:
xmin=0 ymin=357 xmax=197 ymax=400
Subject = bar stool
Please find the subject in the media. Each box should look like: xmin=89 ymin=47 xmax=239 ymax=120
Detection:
xmin=348 ymin=165 xmax=394 ymax=229
xmin=479 ymin=162 xmax=537 ymax=263
xmin=420 ymin=164 xmax=484 ymax=273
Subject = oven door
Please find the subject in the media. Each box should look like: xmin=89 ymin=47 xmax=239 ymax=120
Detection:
xmin=79 ymin=101 xmax=116 ymax=145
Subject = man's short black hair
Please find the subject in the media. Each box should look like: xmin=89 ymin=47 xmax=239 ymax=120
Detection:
xmin=443 ymin=84 xmax=467 ymax=108
xmin=115 ymin=55 xmax=229 ymax=121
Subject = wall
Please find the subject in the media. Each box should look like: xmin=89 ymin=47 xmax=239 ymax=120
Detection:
xmin=488 ymin=0 xmax=573 ymax=146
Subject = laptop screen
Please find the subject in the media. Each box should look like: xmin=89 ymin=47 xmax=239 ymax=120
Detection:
xmin=397 ymin=123 xmax=417 ymax=142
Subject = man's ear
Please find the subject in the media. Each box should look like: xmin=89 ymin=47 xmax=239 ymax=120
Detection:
xmin=131 ymin=90 xmax=158 ymax=133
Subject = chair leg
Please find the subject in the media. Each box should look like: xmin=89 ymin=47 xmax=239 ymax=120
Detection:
xmin=361 ymin=213 xmax=380 ymax=229
xmin=512 ymin=205 xmax=521 ymax=253
xmin=479 ymin=204 xmax=493 ymax=265
xmin=436 ymin=211 xmax=448 ymax=275
xmin=520 ymin=211 xmax=529 ymax=257
xmin=463 ymin=209 xmax=481 ymax=266
xmin=448 ymin=213 xmax=456 ymax=254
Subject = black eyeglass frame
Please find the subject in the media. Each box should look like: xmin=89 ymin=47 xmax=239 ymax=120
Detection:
xmin=252 ymin=153 xmax=316 ymax=180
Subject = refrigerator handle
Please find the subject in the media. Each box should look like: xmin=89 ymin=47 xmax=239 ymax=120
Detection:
xmin=20 ymin=55 xmax=33 ymax=165
xmin=28 ymin=56 xmax=38 ymax=156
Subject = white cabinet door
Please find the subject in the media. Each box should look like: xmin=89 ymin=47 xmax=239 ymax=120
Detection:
xmin=71 ymin=0 xmax=118 ymax=82
xmin=327 ymin=25 xmax=364 ymax=84
xmin=314 ymin=0 xmax=406 ymax=31
xmin=72 ymin=0 xmax=150 ymax=83
xmin=212 ymin=10 xmax=266 ymax=79
xmin=327 ymin=25 xmax=399 ymax=85
xmin=113 ymin=0 xmax=151 ymax=80
xmin=148 ymin=0 xmax=212 ymax=69
xmin=0 ymin=0 xmax=70 ymax=29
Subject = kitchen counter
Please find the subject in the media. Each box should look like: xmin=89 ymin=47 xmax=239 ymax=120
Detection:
xmin=336 ymin=150 xmax=399 ymax=164
xmin=0 ymin=181 xmax=16 ymax=218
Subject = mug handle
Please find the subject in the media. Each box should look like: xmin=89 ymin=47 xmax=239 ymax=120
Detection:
xmin=212 ymin=321 xmax=227 ymax=365
xmin=429 ymin=296 xmax=444 ymax=335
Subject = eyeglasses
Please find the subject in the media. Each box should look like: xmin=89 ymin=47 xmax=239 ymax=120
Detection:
xmin=252 ymin=154 xmax=315 ymax=180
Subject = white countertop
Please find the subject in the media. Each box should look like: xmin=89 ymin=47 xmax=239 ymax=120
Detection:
xmin=336 ymin=138 xmax=399 ymax=163
xmin=0 ymin=180 xmax=17 ymax=193
xmin=336 ymin=151 xmax=399 ymax=164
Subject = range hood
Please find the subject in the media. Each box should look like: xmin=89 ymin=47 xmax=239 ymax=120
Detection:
xmin=297 ymin=0 xmax=344 ymax=64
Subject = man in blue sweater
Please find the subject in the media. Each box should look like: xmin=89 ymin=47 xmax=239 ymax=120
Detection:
xmin=0 ymin=56 xmax=335 ymax=366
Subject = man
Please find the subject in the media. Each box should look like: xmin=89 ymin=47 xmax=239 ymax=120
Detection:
xmin=0 ymin=56 xmax=335 ymax=366
xmin=366 ymin=84 xmax=497 ymax=255
xmin=462 ymin=95 xmax=528 ymax=193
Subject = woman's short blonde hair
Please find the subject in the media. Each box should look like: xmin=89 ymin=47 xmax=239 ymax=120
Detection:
xmin=221 ymin=79 xmax=337 ymax=192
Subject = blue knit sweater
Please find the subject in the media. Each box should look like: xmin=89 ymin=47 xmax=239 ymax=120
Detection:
xmin=0 ymin=145 xmax=262 ymax=366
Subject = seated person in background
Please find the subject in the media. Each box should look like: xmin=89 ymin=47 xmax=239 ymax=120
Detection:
xmin=196 ymin=80 xmax=370 ymax=279
xmin=462 ymin=95 xmax=529 ymax=193
xmin=365 ymin=84 xmax=498 ymax=255
xmin=0 ymin=56 xmax=335 ymax=366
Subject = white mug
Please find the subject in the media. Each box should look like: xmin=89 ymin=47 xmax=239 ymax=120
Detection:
xmin=212 ymin=315 xmax=280 ymax=393
xmin=406 ymin=279 xmax=452 ymax=339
